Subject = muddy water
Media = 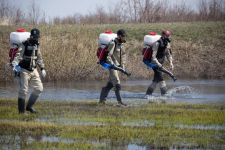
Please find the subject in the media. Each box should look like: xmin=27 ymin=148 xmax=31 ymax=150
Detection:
xmin=0 ymin=79 xmax=225 ymax=104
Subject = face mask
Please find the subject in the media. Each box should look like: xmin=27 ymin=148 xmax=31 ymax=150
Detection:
xmin=29 ymin=39 xmax=39 ymax=45
xmin=164 ymin=38 xmax=171 ymax=43
xmin=119 ymin=36 xmax=126 ymax=43
xmin=163 ymin=34 xmax=171 ymax=43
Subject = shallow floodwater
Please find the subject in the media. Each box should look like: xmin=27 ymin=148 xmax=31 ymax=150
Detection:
xmin=0 ymin=79 xmax=225 ymax=104
xmin=0 ymin=135 xmax=177 ymax=150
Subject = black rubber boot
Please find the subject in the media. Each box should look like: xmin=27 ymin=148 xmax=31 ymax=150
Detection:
xmin=99 ymin=82 xmax=114 ymax=104
xmin=160 ymin=87 xmax=167 ymax=96
xmin=115 ymin=84 xmax=127 ymax=106
xmin=26 ymin=93 xmax=38 ymax=113
xmin=146 ymin=86 xmax=155 ymax=95
xmin=18 ymin=98 xmax=25 ymax=114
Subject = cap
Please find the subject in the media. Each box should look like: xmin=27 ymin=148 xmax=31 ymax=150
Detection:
xmin=162 ymin=30 xmax=170 ymax=36
xmin=117 ymin=29 xmax=126 ymax=37
xmin=31 ymin=28 xmax=40 ymax=38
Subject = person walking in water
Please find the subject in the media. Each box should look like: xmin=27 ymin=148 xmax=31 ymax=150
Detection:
xmin=12 ymin=28 xmax=46 ymax=114
xmin=99 ymin=29 xmax=127 ymax=106
xmin=146 ymin=30 xmax=174 ymax=96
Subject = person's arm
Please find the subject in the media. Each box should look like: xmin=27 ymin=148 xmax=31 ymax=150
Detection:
xmin=11 ymin=44 xmax=25 ymax=67
xmin=121 ymin=45 xmax=126 ymax=68
xmin=165 ymin=43 xmax=173 ymax=69
xmin=37 ymin=48 xmax=46 ymax=78
xmin=106 ymin=41 xmax=115 ymax=65
xmin=151 ymin=42 xmax=161 ymax=67
xmin=37 ymin=48 xmax=45 ymax=70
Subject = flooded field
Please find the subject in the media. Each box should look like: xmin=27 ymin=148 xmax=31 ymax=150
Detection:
xmin=1 ymin=79 xmax=225 ymax=103
xmin=0 ymin=79 xmax=225 ymax=149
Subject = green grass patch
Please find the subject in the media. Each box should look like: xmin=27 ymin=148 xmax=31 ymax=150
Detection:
xmin=0 ymin=99 xmax=224 ymax=149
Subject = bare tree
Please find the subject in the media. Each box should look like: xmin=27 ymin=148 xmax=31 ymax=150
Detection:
xmin=4 ymin=0 xmax=225 ymax=25
xmin=95 ymin=5 xmax=109 ymax=24
xmin=0 ymin=0 xmax=11 ymax=25
xmin=27 ymin=0 xmax=41 ymax=25
xmin=198 ymin=0 xmax=209 ymax=21
xmin=53 ymin=16 xmax=61 ymax=25
xmin=13 ymin=6 xmax=25 ymax=25
xmin=39 ymin=12 xmax=47 ymax=25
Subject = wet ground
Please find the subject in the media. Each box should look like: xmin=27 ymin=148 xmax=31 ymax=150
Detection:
xmin=0 ymin=135 xmax=172 ymax=150
xmin=0 ymin=79 xmax=225 ymax=104
xmin=1 ymin=79 xmax=225 ymax=149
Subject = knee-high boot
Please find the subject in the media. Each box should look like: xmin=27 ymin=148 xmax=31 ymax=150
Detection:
xmin=26 ymin=92 xmax=39 ymax=113
xmin=18 ymin=98 xmax=25 ymax=113
xmin=159 ymin=81 xmax=167 ymax=96
xmin=99 ymin=82 xmax=114 ymax=103
xmin=146 ymin=82 xmax=157 ymax=95
xmin=115 ymin=84 xmax=127 ymax=106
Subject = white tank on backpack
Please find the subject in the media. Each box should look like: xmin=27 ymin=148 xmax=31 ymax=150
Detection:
xmin=98 ymin=31 xmax=117 ymax=46
xmin=143 ymin=32 xmax=161 ymax=46
xmin=10 ymin=29 xmax=30 ymax=46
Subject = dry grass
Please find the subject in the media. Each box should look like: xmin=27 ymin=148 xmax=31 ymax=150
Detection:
xmin=0 ymin=21 xmax=224 ymax=82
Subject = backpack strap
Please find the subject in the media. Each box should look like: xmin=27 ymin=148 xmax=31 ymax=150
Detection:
xmin=157 ymin=40 xmax=161 ymax=45
xmin=114 ymin=40 xmax=117 ymax=51
xmin=114 ymin=40 xmax=122 ymax=67
xmin=23 ymin=41 xmax=28 ymax=53
xmin=113 ymin=40 xmax=122 ymax=67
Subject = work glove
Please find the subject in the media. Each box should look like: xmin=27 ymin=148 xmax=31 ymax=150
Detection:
xmin=155 ymin=63 xmax=162 ymax=68
xmin=12 ymin=65 xmax=21 ymax=72
xmin=170 ymin=62 xmax=174 ymax=70
xmin=110 ymin=63 xmax=115 ymax=69
xmin=41 ymin=69 xmax=46 ymax=78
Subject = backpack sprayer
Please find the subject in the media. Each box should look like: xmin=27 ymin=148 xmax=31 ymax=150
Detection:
xmin=142 ymin=32 xmax=177 ymax=82
xmin=6 ymin=29 xmax=30 ymax=77
xmin=5 ymin=29 xmax=30 ymax=70
xmin=97 ymin=31 xmax=131 ymax=77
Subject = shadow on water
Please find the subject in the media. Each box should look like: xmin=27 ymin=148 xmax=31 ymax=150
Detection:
xmin=0 ymin=79 xmax=225 ymax=104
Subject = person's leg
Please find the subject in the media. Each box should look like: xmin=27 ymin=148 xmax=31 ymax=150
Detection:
xmin=152 ymin=67 xmax=166 ymax=96
xmin=18 ymin=68 xmax=30 ymax=113
xmin=109 ymin=69 xmax=126 ymax=106
xmin=159 ymin=81 xmax=167 ymax=96
xmin=146 ymin=67 xmax=162 ymax=95
xmin=26 ymin=69 xmax=43 ymax=113
xmin=99 ymin=82 xmax=114 ymax=104
xmin=146 ymin=82 xmax=157 ymax=95
xmin=114 ymin=84 xmax=126 ymax=106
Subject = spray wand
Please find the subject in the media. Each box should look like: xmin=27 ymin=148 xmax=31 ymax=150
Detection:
xmin=143 ymin=60 xmax=177 ymax=82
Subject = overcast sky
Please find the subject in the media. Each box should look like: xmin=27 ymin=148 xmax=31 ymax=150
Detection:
xmin=7 ymin=0 xmax=206 ymax=18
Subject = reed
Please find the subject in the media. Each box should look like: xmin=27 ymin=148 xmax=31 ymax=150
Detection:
xmin=0 ymin=21 xmax=224 ymax=81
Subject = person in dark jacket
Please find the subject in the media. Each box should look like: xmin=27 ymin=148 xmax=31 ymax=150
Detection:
xmin=12 ymin=28 xmax=46 ymax=114
xmin=146 ymin=30 xmax=174 ymax=96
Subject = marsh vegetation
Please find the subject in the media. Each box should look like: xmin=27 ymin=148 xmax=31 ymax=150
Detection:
xmin=0 ymin=99 xmax=224 ymax=149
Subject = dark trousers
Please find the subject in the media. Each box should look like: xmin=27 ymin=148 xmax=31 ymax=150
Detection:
xmin=152 ymin=67 xmax=164 ymax=83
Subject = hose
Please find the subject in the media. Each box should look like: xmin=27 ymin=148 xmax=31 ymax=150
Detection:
xmin=143 ymin=60 xmax=177 ymax=82
xmin=5 ymin=63 xmax=11 ymax=70
xmin=158 ymin=67 xmax=177 ymax=82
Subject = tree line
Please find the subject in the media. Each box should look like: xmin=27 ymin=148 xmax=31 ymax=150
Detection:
xmin=0 ymin=0 xmax=224 ymax=25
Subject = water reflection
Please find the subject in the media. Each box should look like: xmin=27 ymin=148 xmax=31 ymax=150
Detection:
xmin=0 ymin=80 xmax=225 ymax=103
xmin=0 ymin=135 xmax=208 ymax=150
